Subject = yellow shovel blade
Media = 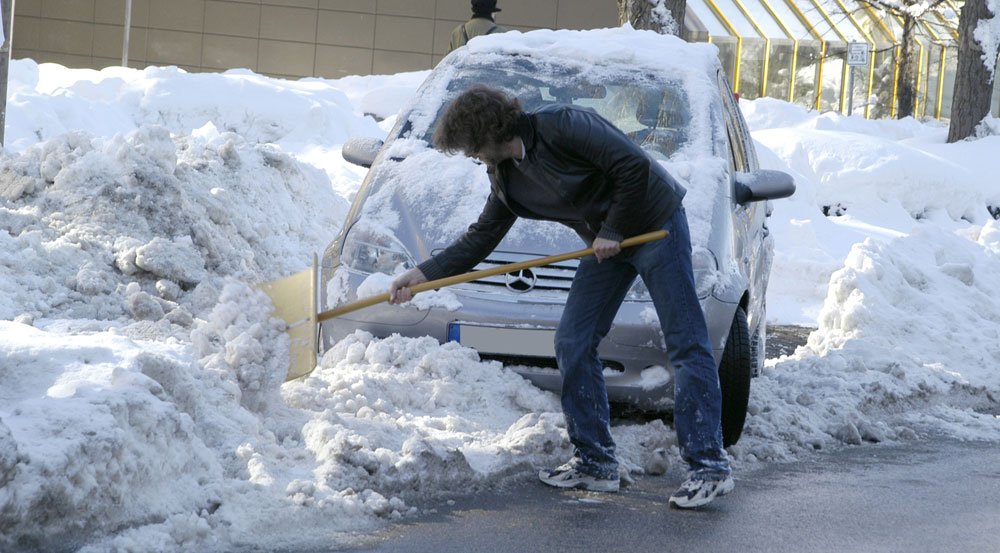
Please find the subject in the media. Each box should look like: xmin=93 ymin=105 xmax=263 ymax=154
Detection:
xmin=260 ymin=255 xmax=318 ymax=381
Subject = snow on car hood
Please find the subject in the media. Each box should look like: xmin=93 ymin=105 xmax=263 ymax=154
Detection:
xmin=357 ymin=137 xmax=728 ymax=258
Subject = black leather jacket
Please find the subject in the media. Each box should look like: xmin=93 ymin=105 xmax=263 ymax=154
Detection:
xmin=417 ymin=104 xmax=686 ymax=281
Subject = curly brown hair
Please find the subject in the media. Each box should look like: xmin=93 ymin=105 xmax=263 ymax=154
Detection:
xmin=432 ymin=85 xmax=522 ymax=155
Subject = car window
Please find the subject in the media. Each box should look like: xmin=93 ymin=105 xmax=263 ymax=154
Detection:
xmin=406 ymin=58 xmax=694 ymax=161
xmin=716 ymin=71 xmax=749 ymax=173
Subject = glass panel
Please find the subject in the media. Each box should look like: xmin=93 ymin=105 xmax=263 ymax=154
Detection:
xmin=812 ymin=0 xmax=868 ymax=41
xmin=739 ymin=38 xmax=768 ymax=98
xmin=868 ymin=46 xmax=897 ymax=119
xmin=688 ymin=0 xmax=736 ymax=35
xmin=853 ymin=4 xmax=895 ymax=43
xmin=846 ymin=52 xmax=872 ymax=116
xmin=819 ymin=43 xmax=847 ymax=112
xmin=922 ymin=46 xmax=944 ymax=119
xmin=797 ymin=2 xmax=841 ymax=41
xmin=714 ymin=37 xmax=741 ymax=84
xmin=792 ymin=41 xmax=823 ymax=107
xmin=739 ymin=0 xmax=789 ymax=37
xmin=711 ymin=0 xmax=766 ymax=36
xmin=938 ymin=46 xmax=957 ymax=119
xmin=916 ymin=43 xmax=931 ymax=118
xmin=765 ymin=39 xmax=796 ymax=100
xmin=768 ymin=0 xmax=813 ymax=40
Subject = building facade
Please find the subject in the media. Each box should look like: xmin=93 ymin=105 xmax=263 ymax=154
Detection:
xmin=10 ymin=0 xmax=618 ymax=78
xmin=8 ymin=0 xmax=999 ymax=119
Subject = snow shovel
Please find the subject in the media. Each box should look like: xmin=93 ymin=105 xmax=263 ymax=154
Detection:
xmin=262 ymin=229 xmax=668 ymax=382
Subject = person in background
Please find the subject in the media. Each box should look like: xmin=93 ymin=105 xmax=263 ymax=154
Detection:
xmin=448 ymin=0 xmax=506 ymax=53
xmin=388 ymin=86 xmax=734 ymax=509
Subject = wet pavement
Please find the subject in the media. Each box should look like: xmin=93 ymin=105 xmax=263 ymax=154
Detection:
xmin=334 ymin=437 xmax=1000 ymax=553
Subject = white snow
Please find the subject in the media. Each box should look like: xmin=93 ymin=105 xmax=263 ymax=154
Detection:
xmin=975 ymin=0 xmax=1000 ymax=78
xmin=1 ymin=26 xmax=998 ymax=552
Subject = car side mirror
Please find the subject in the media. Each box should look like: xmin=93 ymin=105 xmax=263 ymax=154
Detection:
xmin=342 ymin=137 xmax=384 ymax=168
xmin=734 ymin=169 xmax=796 ymax=204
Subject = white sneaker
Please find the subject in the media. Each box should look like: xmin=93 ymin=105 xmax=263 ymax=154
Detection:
xmin=668 ymin=474 xmax=734 ymax=508
xmin=538 ymin=463 xmax=620 ymax=493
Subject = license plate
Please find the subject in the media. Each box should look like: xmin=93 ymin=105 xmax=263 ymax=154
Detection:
xmin=448 ymin=324 xmax=556 ymax=358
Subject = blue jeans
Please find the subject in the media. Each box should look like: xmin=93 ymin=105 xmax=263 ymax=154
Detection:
xmin=554 ymin=207 xmax=731 ymax=479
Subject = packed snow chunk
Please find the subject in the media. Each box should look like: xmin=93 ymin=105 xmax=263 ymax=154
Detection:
xmin=357 ymin=272 xmax=462 ymax=312
xmin=134 ymin=236 xmax=208 ymax=284
xmin=192 ymin=280 xmax=290 ymax=413
xmin=127 ymin=288 xmax=167 ymax=321
xmin=283 ymin=331 xmax=567 ymax=497
xmin=0 ymin=323 xmax=224 ymax=551
xmin=0 ymin=419 xmax=18 ymax=487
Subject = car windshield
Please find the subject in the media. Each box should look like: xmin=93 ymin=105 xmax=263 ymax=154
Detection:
xmin=352 ymin=53 xmax=727 ymax=254
xmin=406 ymin=56 xmax=693 ymax=161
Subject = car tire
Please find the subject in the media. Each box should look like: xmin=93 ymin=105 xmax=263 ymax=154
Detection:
xmin=719 ymin=307 xmax=752 ymax=447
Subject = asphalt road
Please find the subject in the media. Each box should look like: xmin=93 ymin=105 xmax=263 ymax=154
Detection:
xmin=326 ymin=327 xmax=998 ymax=553
xmin=335 ymin=437 xmax=1000 ymax=553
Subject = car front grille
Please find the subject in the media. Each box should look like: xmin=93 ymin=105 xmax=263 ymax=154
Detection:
xmin=442 ymin=251 xmax=578 ymax=297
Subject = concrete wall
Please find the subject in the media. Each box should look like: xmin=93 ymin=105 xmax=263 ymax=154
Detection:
xmin=10 ymin=0 xmax=620 ymax=79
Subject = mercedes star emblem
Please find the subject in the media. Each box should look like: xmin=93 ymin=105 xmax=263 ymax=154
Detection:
xmin=504 ymin=268 xmax=537 ymax=292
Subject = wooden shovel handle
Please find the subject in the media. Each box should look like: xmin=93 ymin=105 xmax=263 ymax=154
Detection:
xmin=316 ymin=229 xmax=668 ymax=322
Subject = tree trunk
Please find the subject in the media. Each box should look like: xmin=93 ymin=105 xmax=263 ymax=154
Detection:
xmin=0 ymin=0 xmax=14 ymax=146
xmin=948 ymin=0 xmax=995 ymax=142
xmin=664 ymin=0 xmax=686 ymax=36
xmin=895 ymin=16 xmax=918 ymax=119
xmin=618 ymin=0 xmax=684 ymax=36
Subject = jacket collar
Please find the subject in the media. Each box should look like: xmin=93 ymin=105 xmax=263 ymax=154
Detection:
xmin=518 ymin=112 xmax=536 ymax=153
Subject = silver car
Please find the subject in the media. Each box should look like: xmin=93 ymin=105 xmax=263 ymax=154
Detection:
xmin=323 ymin=30 xmax=794 ymax=446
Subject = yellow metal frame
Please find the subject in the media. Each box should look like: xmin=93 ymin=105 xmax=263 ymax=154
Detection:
xmin=935 ymin=45 xmax=947 ymax=118
xmin=704 ymin=0 xmax=745 ymax=92
xmin=856 ymin=2 xmax=894 ymax=118
xmin=730 ymin=0 xmax=772 ymax=96
xmin=781 ymin=0 xmax=826 ymax=109
xmin=831 ymin=0 xmax=880 ymax=115
xmin=891 ymin=44 xmax=901 ymax=118
xmin=804 ymin=0 xmax=853 ymax=111
xmin=756 ymin=0 xmax=800 ymax=101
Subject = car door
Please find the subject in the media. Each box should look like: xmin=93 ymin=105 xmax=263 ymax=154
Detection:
xmin=716 ymin=71 xmax=769 ymax=332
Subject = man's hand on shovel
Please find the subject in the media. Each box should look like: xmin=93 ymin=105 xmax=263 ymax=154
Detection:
xmin=592 ymin=237 xmax=621 ymax=263
xmin=389 ymin=267 xmax=428 ymax=304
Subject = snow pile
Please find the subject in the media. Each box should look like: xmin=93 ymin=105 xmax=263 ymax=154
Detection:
xmin=0 ymin=123 xmax=347 ymax=322
xmin=732 ymin=99 xmax=1000 ymax=459
xmin=0 ymin=323 xmax=228 ymax=549
xmin=737 ymin=222 xmax=1000 ymax=460
xmin=743 ymin=98 xmax=1000 ymax=323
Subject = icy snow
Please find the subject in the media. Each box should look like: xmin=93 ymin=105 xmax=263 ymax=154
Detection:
xmin=1 ymin=26 xmax=999 ymax=553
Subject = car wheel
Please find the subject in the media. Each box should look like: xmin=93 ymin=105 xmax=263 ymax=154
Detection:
xmin=719 ymin=307 xmax=752 ymax=447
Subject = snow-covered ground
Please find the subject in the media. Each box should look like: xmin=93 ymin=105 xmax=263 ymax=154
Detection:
xmin=2 ymin=32 xmax=1000 ymax=552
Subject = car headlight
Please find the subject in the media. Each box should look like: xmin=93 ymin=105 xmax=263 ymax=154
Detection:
xmin=340 ymin=225 xmax=416 ymax=275
xmin=624 ymin=247 xmax=717 ymax=301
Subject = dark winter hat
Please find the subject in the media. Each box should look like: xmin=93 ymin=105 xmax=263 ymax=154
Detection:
xmin=472 ymin=0 xmax=501 ymax=15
